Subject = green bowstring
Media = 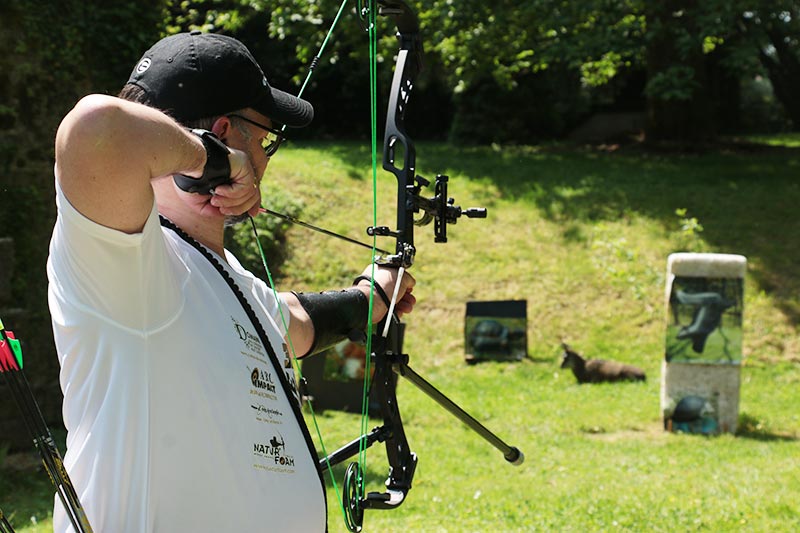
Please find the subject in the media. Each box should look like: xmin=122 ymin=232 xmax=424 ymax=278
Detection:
xmin=253 ymin=1 xmax=382 ymax=528
xmin=295 ymin=0 xmax=351 ymax=101
xmin=358 ymin=0 xmax=380 ymax=508
xmin=249 ymin=218 xmax=347 ymax=522
xmin=248 ymin=0 xmax=355 ymax=522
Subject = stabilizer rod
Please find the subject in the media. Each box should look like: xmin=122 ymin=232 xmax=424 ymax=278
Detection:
xmin=394 ymin=360 xmax=524 ymax=465
xmin=317 ymin=356 xmax=524 ymax=471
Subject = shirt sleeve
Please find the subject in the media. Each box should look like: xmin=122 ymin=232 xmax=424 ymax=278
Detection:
xmin=47 ymin=177 xmax=185 ymax=331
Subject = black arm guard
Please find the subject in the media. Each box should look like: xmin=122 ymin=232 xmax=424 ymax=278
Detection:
xmin=293 ymin=288 xmax=370 ymax=356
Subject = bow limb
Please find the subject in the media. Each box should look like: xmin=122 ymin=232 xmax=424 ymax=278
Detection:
xmin=369 ymin=0 xmax=422 ymax=269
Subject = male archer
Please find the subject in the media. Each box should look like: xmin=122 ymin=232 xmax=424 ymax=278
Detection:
xmin=49 ymin=31 xmax=415 ymax=532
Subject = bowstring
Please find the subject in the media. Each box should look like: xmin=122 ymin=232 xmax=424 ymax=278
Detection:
xmin=249 ymin=218 xmax=346 ymax=521
xmin=249 ymin=0 xmax=354 ymax=523
xmin=253 ymin=0 xmax=383 ymax=527
xmin=358 ymin=0 xmax=380 ymax=507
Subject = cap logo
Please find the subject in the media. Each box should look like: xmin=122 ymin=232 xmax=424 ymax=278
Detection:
xmin=136 ymin=58 xmax=152 ymax=74
xmin=262 ymin=75 xmax=267 ymax=87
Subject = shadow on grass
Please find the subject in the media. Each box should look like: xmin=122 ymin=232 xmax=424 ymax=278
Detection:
xmin=522 ymin=355 xmax=556 ymax=364
xmin=736 ymin=412 xmax=799 ymax=442
xmin=323 ymin=140 xmax=800 ymax=329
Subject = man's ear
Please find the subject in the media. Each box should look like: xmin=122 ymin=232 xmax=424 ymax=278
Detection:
xmin=211 ymin=115 xmax=233 ymax=142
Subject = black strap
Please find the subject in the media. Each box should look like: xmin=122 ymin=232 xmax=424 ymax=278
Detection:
xmin=173 ymin=129 xmax=231 ymax=194
xmin=352 ymin=275 xmax=392 ymax=310
xmin=158 ymin=216 xmax=328 ymax=525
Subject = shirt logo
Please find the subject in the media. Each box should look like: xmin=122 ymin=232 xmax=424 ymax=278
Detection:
xmin=250 ymin=402 xmax=283 ymax=424
xmin=253 ymin=433 xmax=295 ymax=468
xmin=250 ymin=366 xmax=276 ymax=393
xmin=232 ymin=317 xmax=265 ymax=356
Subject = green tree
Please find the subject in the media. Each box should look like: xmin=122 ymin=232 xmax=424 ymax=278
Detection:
xmin=740 ymin=2 xmax=800 ymax=130
xmin=170 ymin=0 xmax=798 ymax=141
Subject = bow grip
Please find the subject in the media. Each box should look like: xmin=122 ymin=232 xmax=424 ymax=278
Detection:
xmin=173 ymin=129 xmax=231 ymax=195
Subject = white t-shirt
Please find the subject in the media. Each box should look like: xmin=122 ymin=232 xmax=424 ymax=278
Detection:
xmin=47 ymin=181 xmax=326 ymax=532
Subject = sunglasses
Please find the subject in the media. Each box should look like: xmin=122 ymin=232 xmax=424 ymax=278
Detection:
xmin=227 ymin=114 xmax=286 ymax=157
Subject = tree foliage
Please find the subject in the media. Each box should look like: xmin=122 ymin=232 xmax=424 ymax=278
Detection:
xmin=743 ymin=1 xmax=800 ymax=128
xmin=193 ymin=0 xmax=790 ymax=142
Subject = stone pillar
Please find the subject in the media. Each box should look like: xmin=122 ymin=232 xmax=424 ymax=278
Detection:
xmin=661 ymin=253 xmax=746 ymax=435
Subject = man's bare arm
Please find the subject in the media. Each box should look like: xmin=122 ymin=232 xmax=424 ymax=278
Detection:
xmin=54 ymin=94 xmax=207 ymax=233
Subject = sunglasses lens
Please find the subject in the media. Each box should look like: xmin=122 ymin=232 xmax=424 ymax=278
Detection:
xmin=262 ymin=133 xmax=283 ymax=156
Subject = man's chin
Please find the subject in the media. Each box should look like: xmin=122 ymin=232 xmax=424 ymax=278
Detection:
xmin=224 ymin=213 xmax=250 ymax=227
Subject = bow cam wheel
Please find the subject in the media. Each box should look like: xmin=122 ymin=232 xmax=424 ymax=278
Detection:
xmin=343 ymin=461 xmax=364 ymax=532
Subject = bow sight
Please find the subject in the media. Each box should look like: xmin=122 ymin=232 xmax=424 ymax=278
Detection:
xmin=367 ymin=173 xmax=487 ymax=267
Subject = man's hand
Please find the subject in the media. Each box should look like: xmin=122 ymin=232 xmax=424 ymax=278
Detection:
xmin=207 ymin=148 xmax=262 ymax=218
xmin=356 ymin=264 xmax=417 ymax=323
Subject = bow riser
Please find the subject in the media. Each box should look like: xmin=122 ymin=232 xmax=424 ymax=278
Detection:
xmin=380 ymin=26 xmax=421 ymax=268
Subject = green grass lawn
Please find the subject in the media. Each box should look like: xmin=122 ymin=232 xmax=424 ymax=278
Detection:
xmin=2 ymin=138 xmax=799 ymax=531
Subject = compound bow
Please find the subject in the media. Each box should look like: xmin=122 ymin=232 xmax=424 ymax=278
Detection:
xmin=297 ymin=2 xmax=524 ymax=531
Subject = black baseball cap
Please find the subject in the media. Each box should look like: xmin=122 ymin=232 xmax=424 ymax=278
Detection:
xmin=126 ymin=31 xmax=313 ymax=127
